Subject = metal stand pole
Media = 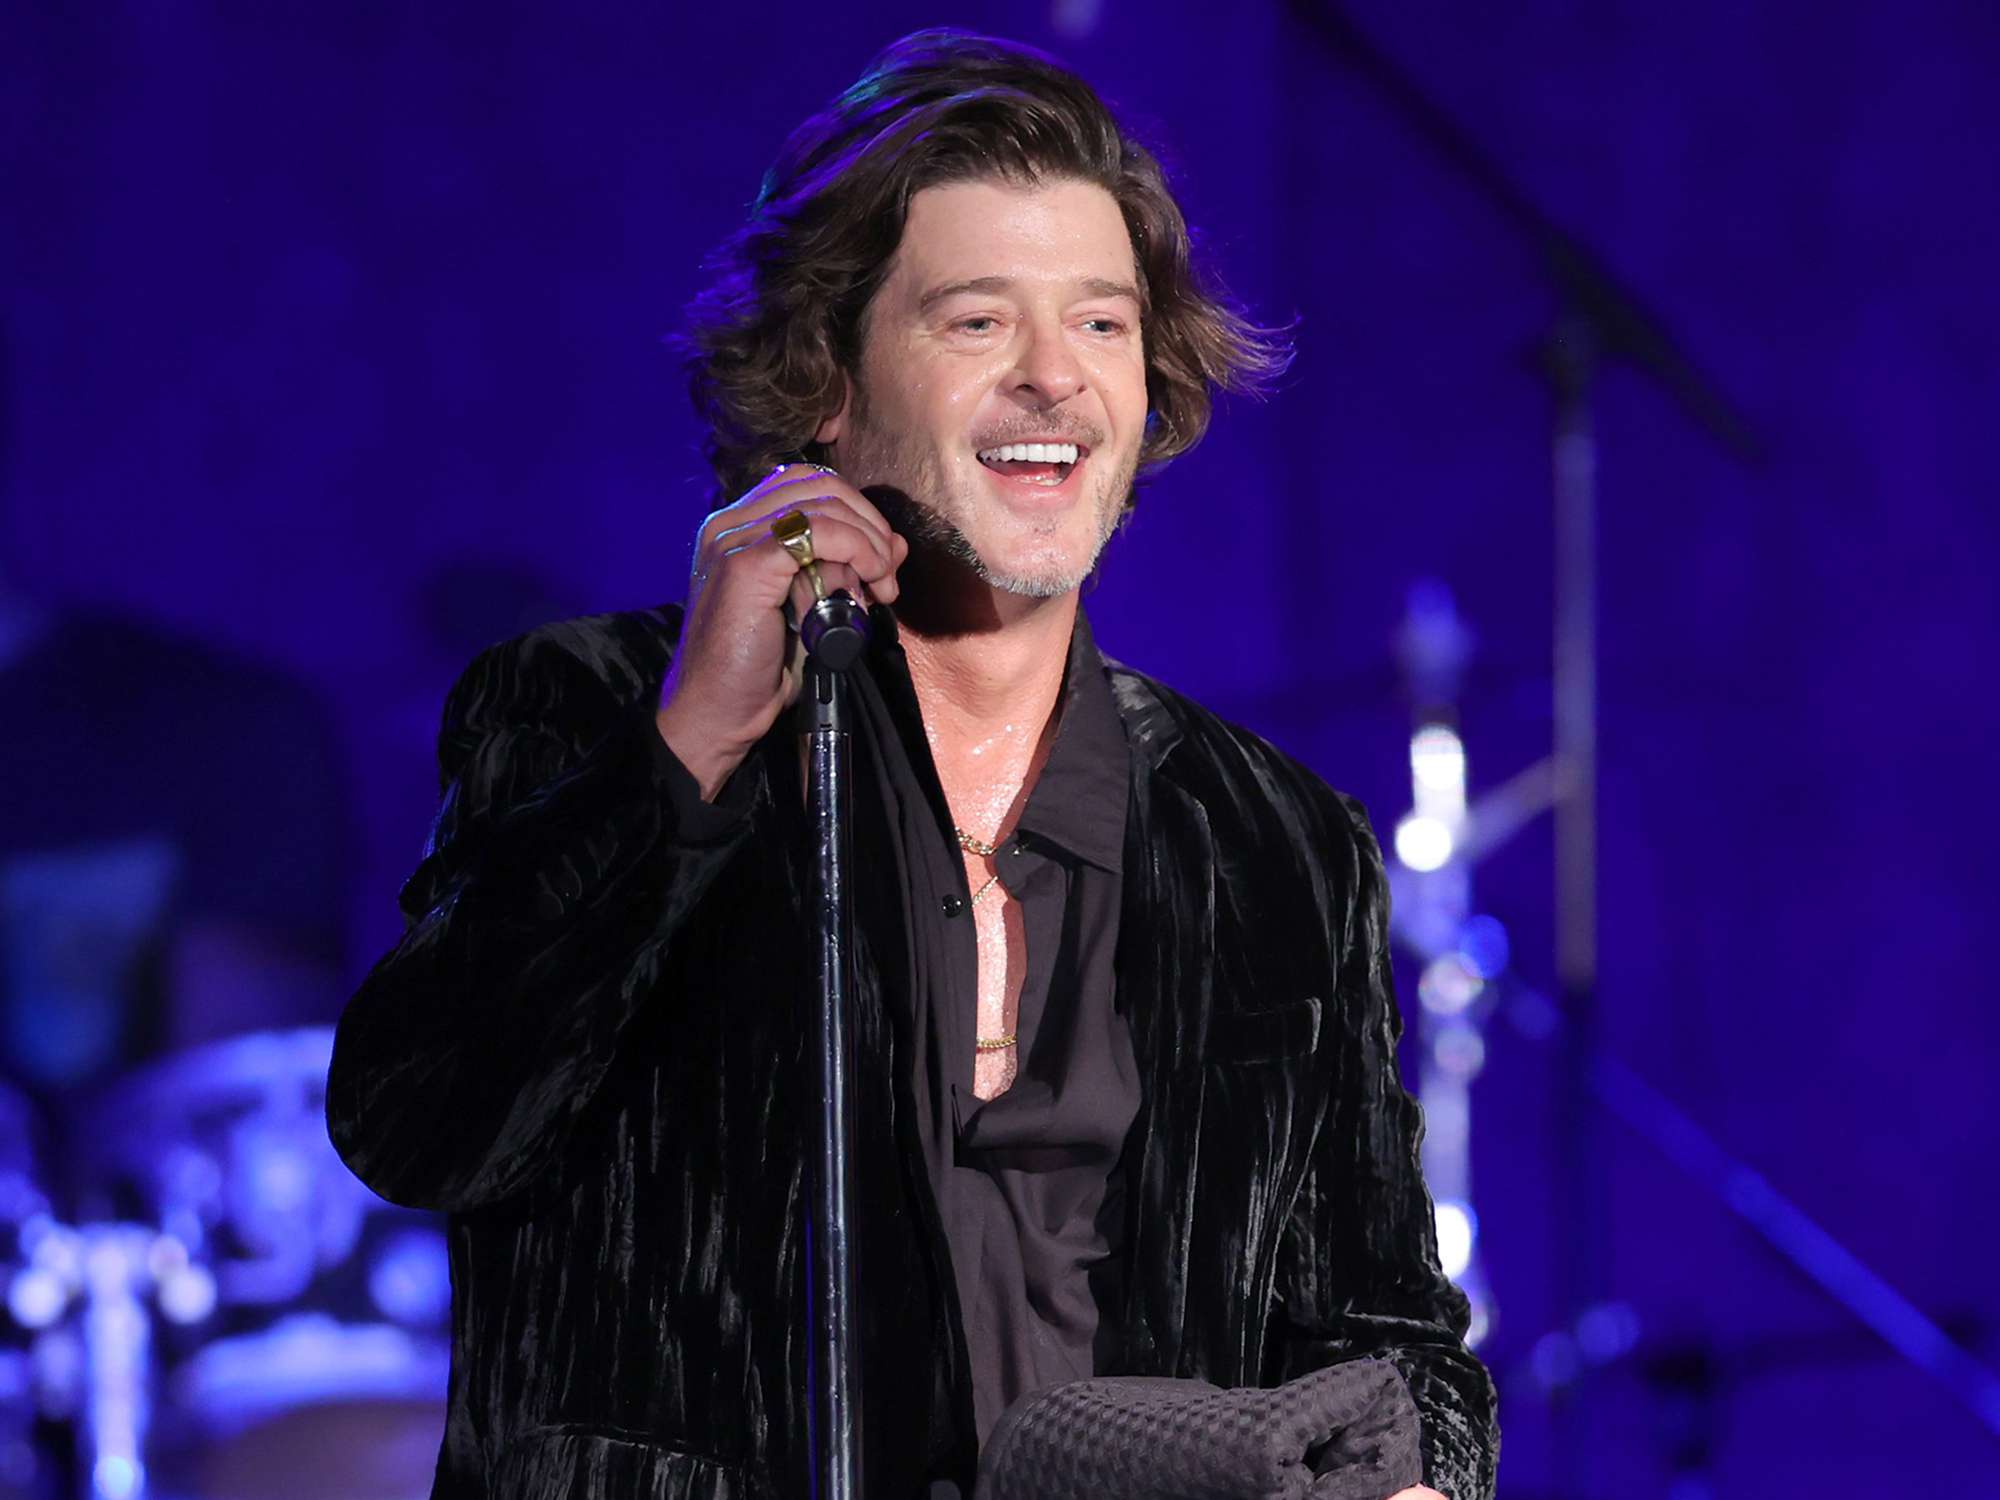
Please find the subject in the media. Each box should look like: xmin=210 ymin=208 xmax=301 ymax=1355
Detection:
xmin=1546 ymin=316 xmax=1601 ymax=1497
xmin=800 ymin=594 xmax=870 ymax=1500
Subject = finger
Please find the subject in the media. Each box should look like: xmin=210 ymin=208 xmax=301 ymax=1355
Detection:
xmin=708 ymin=495 xmax=889 ymax=572
xmin=712 ymin=529 xmax=887 ymax=627
xmin=822 ymin=560 xmax=870 ymax=605
xmin=722 ymin=466 xmax=898 ymax=556
xmin=794 ymin=513 xmax=898 ymax=599
xmin=762 ymin=484 xmax=898 ymax=566
xmin=717 ymin=507 xmax=896 ymax=592
xmin=784 ymin=561 xmax=870 ymax=627
xmin=767 ymin=467 xmax=898 ymax=548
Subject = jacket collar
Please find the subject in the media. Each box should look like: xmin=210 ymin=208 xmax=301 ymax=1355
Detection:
xmin=1102 ymin=656 xmax=1186 ymax=776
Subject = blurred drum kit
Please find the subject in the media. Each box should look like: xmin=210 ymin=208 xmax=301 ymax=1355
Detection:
xmin=1 ymin=1028 xmax=447 ymax=1500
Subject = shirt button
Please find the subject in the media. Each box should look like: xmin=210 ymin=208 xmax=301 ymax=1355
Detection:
xmin=940 ymin=894 xmax=966 ymax=918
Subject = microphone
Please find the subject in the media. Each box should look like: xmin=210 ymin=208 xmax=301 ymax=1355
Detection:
xmin=800 ymin=590 xmax=871 ymax=672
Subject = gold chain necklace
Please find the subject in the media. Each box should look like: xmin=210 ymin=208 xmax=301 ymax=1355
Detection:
xmin=955 ymin=827 xmax=1002 ymax=858
xmin=959 ymin=828 xmax=1011 ymax=1051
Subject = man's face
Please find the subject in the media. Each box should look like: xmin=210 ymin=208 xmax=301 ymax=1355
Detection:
xmin=819 ymin=176 xmax=1149 ymax=599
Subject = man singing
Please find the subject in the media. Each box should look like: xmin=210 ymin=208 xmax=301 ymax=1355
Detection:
xmin=330 ymin=29 xmax=1497 ymax=1500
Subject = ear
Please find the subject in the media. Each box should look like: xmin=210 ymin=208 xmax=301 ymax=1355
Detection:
xmin=814 ymin=374 xmax=852 ymax=447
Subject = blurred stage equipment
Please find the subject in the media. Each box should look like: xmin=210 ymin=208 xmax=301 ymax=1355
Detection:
xmin=2 ymin=1080 xmax=50 ymax=1495
xmin=1390 ymin=581 xmax=1511 ymax=1352
xmin=1282 ymin=1 xmax=1755 ymax=1488
xmin=1387 ymin=578 xmax=2000 ymax=1484
xmin=1 ymin=1028 xmax=447 ymax=1500
xmin=1296 ymin=6 xmax=2000 ymax=1481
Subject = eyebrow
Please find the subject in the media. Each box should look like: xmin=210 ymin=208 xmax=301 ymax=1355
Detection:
xmin=916 ymin=275 xmax=1144 ymax=314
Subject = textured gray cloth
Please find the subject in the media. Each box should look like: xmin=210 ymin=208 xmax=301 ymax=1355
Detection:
xmin=975 ymin=1358 xmax=1425 ymax=1500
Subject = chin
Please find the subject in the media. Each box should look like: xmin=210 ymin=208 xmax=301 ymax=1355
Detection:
xmin=969 ymin=533 xmax=1104 ymax=599
xmin=1003 ymin=500 xmax=1127 ymax=587
xmin=978 ymin=561 xmax=1089 ymax=599
xmin=899 ymin=474 xmax=1122 ymax=600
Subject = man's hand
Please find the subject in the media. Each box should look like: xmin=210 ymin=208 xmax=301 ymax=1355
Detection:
xmin=656 ymin=463 xmax=908 ymax=799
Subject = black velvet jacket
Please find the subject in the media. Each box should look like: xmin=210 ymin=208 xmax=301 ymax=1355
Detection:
xmin=327 ymin=606 xmax=1498 ymax=1500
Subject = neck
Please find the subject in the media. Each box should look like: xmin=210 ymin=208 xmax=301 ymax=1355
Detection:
xmin=895 ymin=557 xmax=1075 ymax=733
xmin=900 ymin=592 xmax=1072 ymax=736
xmin=892 ymin=554 xmax=1077 ymax=836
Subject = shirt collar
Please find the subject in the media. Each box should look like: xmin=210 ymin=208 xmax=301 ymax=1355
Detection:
xmin=1014 ymin=610 xmax=1129 ymax=876
xmin=864 ymin=605 xmax=1130 ymax=877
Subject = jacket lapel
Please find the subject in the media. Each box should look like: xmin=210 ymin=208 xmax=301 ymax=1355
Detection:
xmin=1109 ymin=669 xmax=1216 ymax=1377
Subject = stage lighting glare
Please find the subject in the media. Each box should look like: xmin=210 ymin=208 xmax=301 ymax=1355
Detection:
xmin=1531 ymin=1331 xmax=1581 ymax=1391
xmin=1464 ymin=1292 xmax=1491 ymax=1349
xmin=1424 ymin=1093 xmax=1468 ymax=1154
xmin=145 ymin=1235 xmax=188 ymax=1280
xmin=1394 ymin=814 xmax=1453 ymax=872
xmin=83 ymin=1236 xmax=131 ymax=1291
xmin=1418 ymin=953 xmax=1484 ymax=1015
xmin=0 ymin=1171 xmax=45 ymax=1224
xmin=1410 ymin=724 xmax=1466 ymax=799
xmin=6 ymin=1268 xmax=65 ymax=1329
xmin=1456 ymin=915 xmax=1510 ymax=978
xmin=1434 ymin=1025 xmax=1486 ymax=1079
xmin=158 ymin=1264 xmax=218 ymax=1326
xmin=1576 ymin=1300 xmax=1640 ymax=1362
xmin=1434 ymin=1200 xmax=1476 ymax=1279
xmin=93 ymin=1455 xmax=141 ymax=1500
xmin=370 ymin=1228 xmax=452 ymax=1327
xmin=248 ymin=1141 xmax=313 ymax=1212
xmin=27 ymin=1220 xmax=78 ymax=1280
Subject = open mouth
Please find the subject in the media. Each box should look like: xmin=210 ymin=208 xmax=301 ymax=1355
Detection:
xmin=975 ymin=441 xmax=1085 ymax=487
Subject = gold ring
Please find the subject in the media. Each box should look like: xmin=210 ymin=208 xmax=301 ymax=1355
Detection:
xmin=770 ymin=510 xmax=827 ymax=600
xmin=771 ymin=509 xmax=816 ymax=567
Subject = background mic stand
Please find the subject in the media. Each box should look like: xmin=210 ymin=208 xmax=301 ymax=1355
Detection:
xmin=1285 ymin=7 xmax=1764 ymax=1492
xmin=799 ymin=590 xmax=870 ymax=1500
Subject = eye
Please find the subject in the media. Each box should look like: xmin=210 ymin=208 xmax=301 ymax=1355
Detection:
xmin=1080 ymin=316 xmax=1130 ymax=336
xmin=953 ymin=315 xmax=1000 ymax=334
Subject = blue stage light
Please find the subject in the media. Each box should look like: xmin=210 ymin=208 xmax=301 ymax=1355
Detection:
xmin=92 ymin=1454 xmax=142 ymax=1500
xmin=1456 ymin=915 xmax=1510 ymax=979
xmin=6 ymin=1266 xmax=65 ymax=1329
xmin=369 ymin=1227 xmax=452 ymax=1327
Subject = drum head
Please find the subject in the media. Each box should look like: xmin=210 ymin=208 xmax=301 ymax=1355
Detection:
xmin=152 ymin=1398 xmax=441 ymax=1500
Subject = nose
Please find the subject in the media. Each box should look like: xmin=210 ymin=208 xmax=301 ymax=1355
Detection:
xmin=1008 ymin=315 xmax=1086 ymax=407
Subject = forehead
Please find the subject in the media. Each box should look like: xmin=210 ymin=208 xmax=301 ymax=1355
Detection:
xmin=881 ymin=176 xmax=1137 ymax=301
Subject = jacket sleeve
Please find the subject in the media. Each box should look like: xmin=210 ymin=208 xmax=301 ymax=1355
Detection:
xmin=1268 ymin=797 xmax=1499 ymax=1500
xmin=327 ymin=626 xmax=757 ymax=1214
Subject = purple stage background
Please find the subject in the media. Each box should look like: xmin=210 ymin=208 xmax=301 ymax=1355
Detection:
xmin=5 ymin=3 xmax=1997 ymax=1495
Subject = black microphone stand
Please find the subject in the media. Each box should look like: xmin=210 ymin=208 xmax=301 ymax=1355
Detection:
xmin=798 ymin=591 xmax=871 ymax=1500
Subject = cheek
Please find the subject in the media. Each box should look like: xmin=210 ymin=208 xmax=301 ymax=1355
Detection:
xmin=938 ymin=380 xmax=979 ymax=418
xmin=1097 ymin=350 xmax=1150 ymax=428
xmin=906 ymin=351 xmax=989 ymax=421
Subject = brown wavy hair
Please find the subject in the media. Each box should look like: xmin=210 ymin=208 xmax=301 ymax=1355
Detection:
xmin=683 ymin=29 xmax=1291 ymax=501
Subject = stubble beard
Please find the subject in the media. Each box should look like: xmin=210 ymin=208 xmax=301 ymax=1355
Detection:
xmin=834 ymin=368 xmax=1140 ymax=597
xmin=839 ymin=409 xmax=1138 ymax=601
xmin=897 ymin=456 xmax=1134 ymax=600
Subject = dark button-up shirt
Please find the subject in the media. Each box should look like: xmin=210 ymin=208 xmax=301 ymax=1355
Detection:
xmin=848 ymin=610 xmax=1141 ymax=1460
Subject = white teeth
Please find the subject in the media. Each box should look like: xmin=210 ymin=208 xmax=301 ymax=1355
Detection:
xmin=978 ymin=442 xmax=1080 ymax=465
